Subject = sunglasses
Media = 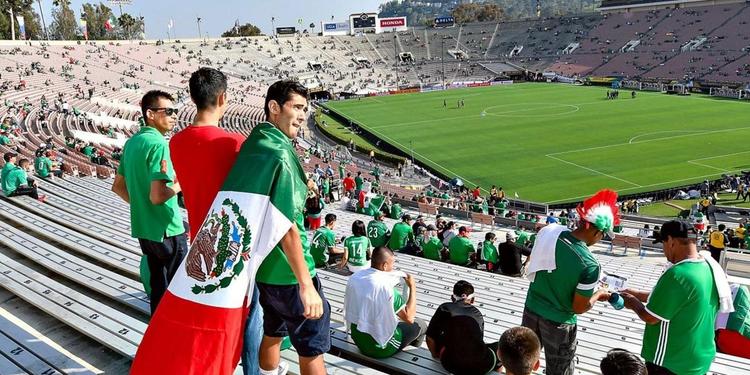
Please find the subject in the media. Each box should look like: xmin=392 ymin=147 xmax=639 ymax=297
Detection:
xmin=149 ymin=107 xmax=179 ymax=116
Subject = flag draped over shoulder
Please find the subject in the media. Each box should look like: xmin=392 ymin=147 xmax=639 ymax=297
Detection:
xmin=131 ymin=124 xmax=304 ymax=375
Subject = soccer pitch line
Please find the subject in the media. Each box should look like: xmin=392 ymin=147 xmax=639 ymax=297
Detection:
xmin=549 ymin=126 xmax=750 ymax=157
xmin=544 ymin=169 xmax=749 ymax=205
xmin=686 ymin=150 xmax=750 ymax=173
xmin=545 ymin=154 xmax=642 ymax=188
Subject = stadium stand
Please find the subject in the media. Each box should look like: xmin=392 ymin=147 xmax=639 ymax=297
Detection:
xmin=2 ymin=2 xmax=750 ymax=371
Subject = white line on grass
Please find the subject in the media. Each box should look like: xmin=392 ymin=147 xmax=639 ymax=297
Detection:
xmin=687 ymin=160 xmax=731 ymax=173
xmin=545 ymin=154 xmax=642 ymax=188
xmin=628 ymin=130 xmax=709 ymax=144
xmin=549 ymin=126 xmax=750 ymax=157
xmin=688 ymin=150 xmax=750 ymax=161
xmin=544 ymin=169 xmax=749 ymax=204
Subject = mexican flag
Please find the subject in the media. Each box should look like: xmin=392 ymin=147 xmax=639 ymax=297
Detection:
xmin=104 ymin=15 xmax=116 ymax=31
xmin=131 ymin=125 xmax=300 ymax=374
xmin=367 ymin=195 xmax=385 ymax=216
xmin=717 ymin=284 xmax=750 ymax=339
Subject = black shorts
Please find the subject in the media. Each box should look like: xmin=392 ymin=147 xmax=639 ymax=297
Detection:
xmin=257 ymin=275 xmax=331 ymax=357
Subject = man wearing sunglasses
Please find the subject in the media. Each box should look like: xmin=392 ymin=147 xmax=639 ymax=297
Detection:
xmin=112 ymin=90 xmax=187 ymax=315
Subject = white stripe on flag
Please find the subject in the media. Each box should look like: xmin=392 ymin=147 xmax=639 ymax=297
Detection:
xmin=168 ymin=191 xmax=292 ymax=308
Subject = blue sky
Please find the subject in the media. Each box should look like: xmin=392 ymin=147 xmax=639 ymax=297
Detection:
xmin=37 ymin=0 xmax=386 ymax=39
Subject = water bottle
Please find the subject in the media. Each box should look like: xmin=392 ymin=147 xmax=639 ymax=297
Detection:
xmin=609 ymin=292 xmax=624 ymax=310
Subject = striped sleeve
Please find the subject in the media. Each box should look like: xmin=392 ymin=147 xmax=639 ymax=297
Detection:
xmin=576 ymin=263 xmax=601 ymax=296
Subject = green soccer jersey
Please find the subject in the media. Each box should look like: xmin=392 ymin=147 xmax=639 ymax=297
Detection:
xmin=367 ymin=220 xmax=390 ymax=248
xmin=642 ymin=259 xmax=718 ymax=375
xmin=515 ymin=230 xmax=531 ymax=246
xmin=448 ymin=235 xmax=475 ymax=265
xmin=524 ymin=231 xmax=600 ymax=324
xmin=388 ymin=222 xmax=414 ymax=251
xmin=310 ymin=226 xmax=336 ymax=267
xmin=482 ymin=240 xmax=498 ymax=263
xmin=118 ymin=126 xmax=185 ymax=242
xmin=1 ymin=163 xmax=27 ymax=196
xmin=35 ymin=156 xmax=52 ymax=178
xmin=421 ymin=236 xmax=443 ymax=260
xmin=351 ymin=288 xmax=405 ymax=358
xmin=345 ymin=235 xmax=370 ymax=266
xmin=355 ymin=176 xmax=363 ymax=191
xmin=390 ymin=203 xmax=402 ymax=220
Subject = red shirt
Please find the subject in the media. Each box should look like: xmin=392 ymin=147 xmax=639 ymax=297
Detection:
xmin=170 ymin=126 xmax=245 ymax=240
xmin=472 ymin=188 xmax=481 ymax=200
xmin=343 ymin=176 xmax=355 ymax=192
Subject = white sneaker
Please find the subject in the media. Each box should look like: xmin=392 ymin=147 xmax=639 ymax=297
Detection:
xmin=277 ymin=361 xmax=289 ymax=375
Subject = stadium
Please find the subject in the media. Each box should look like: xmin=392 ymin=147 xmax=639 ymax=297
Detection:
xmin=0 ymin=0 xmax=749 ymax=374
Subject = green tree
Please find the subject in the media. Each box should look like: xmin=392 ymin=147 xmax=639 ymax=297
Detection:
xmin=221 ymin=22 xmax=262 ymax=37
xmin=80 ymin=2 xmax=113 ymax=40
xmin=50 ymin=0 xmax=77 ymax=40
xmin=0 ymin=0 xmax=43 ymax=40
xmin=118 ymin=13 xmax=144 ymax=39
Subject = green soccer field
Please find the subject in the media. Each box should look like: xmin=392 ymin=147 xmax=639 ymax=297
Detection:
xmin=323 ymin=83 xmax=750 ymax=204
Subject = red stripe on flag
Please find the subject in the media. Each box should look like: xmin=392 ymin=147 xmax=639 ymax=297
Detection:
xmin=131 ymin=290 xmax=249 ymax=374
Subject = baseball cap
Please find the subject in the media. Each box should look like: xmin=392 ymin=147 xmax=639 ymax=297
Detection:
xmin=652 ymin=220 xmax=699 ymax=244
xmin=3 ymin=152 xmax=16 ymax=162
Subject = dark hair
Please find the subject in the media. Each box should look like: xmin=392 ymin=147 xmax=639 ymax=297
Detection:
xmin=485 ymin=232 xmax=496 ymax=241
xmin=452 ymin=280 xmax=474 ymax=297
xmin=371 ymin=246 xmax=393 ymax=268
xmin=324 ymin=213 xmax=337 ymax=225
xmin=17 ymin=158 xmax=29 ymax=167
xmin=141 ymin=90 xmax=174 ymax=121
xmin=718 ymin=224 xmax=726 ymax=231
xmin=189 ymin=67 xmax=227 ymax=111
xmin=499 ymin=327 xmax=540 ymax=375
xmin=600 ymin=349 xmax=646 ymax=375
xmin=352 ymin=220 xmax=366 ymax=237
xmin=264 ymin=80 xmax=308 ymax=120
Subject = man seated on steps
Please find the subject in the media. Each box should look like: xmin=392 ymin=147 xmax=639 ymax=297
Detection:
xmin=426 ymin=280 xmax=500 ymax=375
xmin=344 ymin=246 xmax=427 ymax=358
xmin=310 ymin=213 xmax=344 ymax=268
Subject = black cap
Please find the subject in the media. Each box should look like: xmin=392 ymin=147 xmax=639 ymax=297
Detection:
xmin=3 ymin=152 xmax=16 ymax=162
xmin=652 ymin=220 xmax=698 ymax=244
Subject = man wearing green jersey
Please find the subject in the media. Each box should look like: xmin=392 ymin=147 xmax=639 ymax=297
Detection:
xmin=420 ymin=224 xmax=446 ymax=261
xmin=388 ymin=215 xmax=415 ymax=252
xmin=310 ymin=213 xmax=344 ymax=268
xmin=367 ymin=212 xmax=391 ymax=248
xmin=448 ymin=226 xmax=476 ymax=266
xmin=522 ymin=189 xmax=619 ymax=375
xmin=622 ymin=221 xmax=723 ymax=375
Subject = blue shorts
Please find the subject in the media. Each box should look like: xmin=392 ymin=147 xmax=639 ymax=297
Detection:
xmin=257 ymin=275 xmax=331 ymax=357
